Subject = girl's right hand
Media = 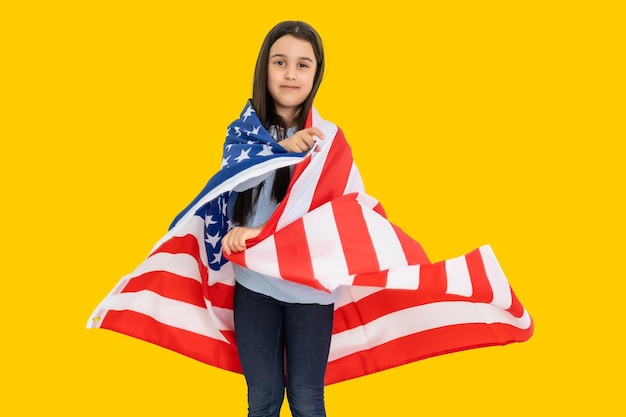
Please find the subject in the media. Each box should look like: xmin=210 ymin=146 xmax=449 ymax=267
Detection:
xmin=279 ymin=127 xmax=325 ymax=153
xmin=221 ymin=225 xmax=263 ymax=255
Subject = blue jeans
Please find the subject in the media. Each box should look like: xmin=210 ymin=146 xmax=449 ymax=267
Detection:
xmin=234 ymin=283 xmax=334 ymax=417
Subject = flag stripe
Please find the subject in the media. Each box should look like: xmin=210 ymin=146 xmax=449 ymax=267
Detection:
xmin=392 ymin=224 xmax=430 ymax=264
xmin=100 ymin=309 xmax=241 ymax=372
xmin=274 ymin=220 xmax=325 ymax=290
xmin=303 ymin=203 xmax=350 ymax=287
xmin=445 ymin=255 xmax=473 ymax=297
xmin=310 ymin=129 xmax=353 ymax=212
xmin=332 ymin=196 xmax=381 ymax=275
xmin=464 ymin=248 xmax=494 ymax=303
xmin=242 ymin=235 xmax=282 ymax=279
xmin=125 ymin=252 xmax=202 ymax=283
xmin=122 ymin=271 xmax=206 ymax=308
xmin=480 ymin=245 xmax=512 ymax=309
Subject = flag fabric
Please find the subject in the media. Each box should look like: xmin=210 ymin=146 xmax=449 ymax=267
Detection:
xmin=87 ymin=101 xmax=533 ymax=385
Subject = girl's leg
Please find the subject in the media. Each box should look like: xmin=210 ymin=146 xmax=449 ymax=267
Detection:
xmin=234 ymin=283 xmax=286 ymax=417
xmin=284 ymin=302 xmax=334 ymax=417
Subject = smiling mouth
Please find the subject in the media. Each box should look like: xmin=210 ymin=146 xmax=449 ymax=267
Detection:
xmin=281 ymin=85 xmax=299 ymax=89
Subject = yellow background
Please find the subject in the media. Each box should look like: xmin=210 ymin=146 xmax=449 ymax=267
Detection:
xmin=2 ymin=1 xmax=624 ymax=415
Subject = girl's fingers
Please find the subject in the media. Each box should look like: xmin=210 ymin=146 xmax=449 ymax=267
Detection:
xmin=305 ymin=127 xmax=325 ymax=140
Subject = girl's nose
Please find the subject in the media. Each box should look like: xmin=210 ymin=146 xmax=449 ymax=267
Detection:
xmin=284 ymin=66 xmax=296 ymax=80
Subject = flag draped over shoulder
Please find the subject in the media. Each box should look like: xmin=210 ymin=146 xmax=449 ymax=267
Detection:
xmin=87 ymin=101 xmax=533 ymax=385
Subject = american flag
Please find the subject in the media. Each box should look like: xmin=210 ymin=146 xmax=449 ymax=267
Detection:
xmin=87 ymin=102 xmax=533 ymax=385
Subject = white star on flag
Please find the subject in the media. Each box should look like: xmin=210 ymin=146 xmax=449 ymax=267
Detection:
xmin=205 ymin=232 xmax=221 ymax=248
xmin=242 ymin=105 xmax=255 ymax=122
xmin=234 ymin=148 xmax=251 ymax=163
xmin=257 ymin=144 xmax=274 ymax=156
xmin=245 ymin=125 xmax=261 ymax=136
xmin=210 ymin=250 xmax=223 ymax=264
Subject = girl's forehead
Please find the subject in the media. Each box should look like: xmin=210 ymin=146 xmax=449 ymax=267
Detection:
xmin=270 ymin=35 xmax=315 ymax=57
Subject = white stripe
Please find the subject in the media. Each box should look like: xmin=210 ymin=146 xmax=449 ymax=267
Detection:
xmin=126 ymin=252 xmax=202 ymax=283
xmin=328 ymin=301 xmax=532 ymax=362
xmin=204 ymin=303 xmax=235 ymax=332
xmin=386 ymin=265 xmax=421 ymax=290
xmin=207 ymin=261 xmax=235 ymax=286
xmin=90 ymin=290 xmax=229 ymax=342
xmin=244 ymin=235 xmax=281 ymax=278
xmin=445 ymin=254 xmax=473 ymax=296
xmin=303 ymin=203 xmax=349 ymax=289
xmin=480 ymin=245 xmax=512 ymax=309
xmin=343 ymin=163 xmax=365 ymax=195
xmin=361 ymin=204 xmax=408 ymax=270
xmin=355 ymin=192 xmax=379 ymax=209
xmin=333 ymin=286 xmax=385 ymax=309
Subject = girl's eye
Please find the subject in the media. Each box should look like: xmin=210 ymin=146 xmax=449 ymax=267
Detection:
xmin=275 ymin=60 xmax=285 ymax=66
xmin=299 ymin=63 xmax=309 ymax=68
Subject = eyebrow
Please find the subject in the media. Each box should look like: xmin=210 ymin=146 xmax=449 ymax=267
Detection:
xmin=270 ymin=53 xmax=314 ymax=63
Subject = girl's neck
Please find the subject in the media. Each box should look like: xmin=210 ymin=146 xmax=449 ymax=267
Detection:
xmin=276 ymin=107 xmax=298 ymax=128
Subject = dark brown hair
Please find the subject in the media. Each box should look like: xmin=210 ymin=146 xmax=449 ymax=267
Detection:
xmin=232 ymin=21 xmax=325 ymax=225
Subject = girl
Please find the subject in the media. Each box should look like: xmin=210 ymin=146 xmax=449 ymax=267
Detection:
xmin=88 ymin=19 xmax=533 ymax=417
xmin=221 ymin=21 xmax=335 ymax=417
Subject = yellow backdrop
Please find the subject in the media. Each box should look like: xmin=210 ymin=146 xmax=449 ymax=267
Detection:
xmin=2 ymin=1 xmax=624 ymax=415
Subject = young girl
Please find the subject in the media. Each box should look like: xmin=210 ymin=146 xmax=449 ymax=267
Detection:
xmin=220 ymin=21 xmax=335 ymax=417
xmin=88 ymin=19 xmax=533 ymax=417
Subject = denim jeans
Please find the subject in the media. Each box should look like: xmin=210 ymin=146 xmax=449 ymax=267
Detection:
xmin=234 ymin=283 xmax=334 ymax=417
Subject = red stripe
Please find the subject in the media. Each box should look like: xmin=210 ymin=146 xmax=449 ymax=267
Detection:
xmin=325 ymin=321 xmax=534 ymax=385
xmin=152 ymin=234 xmax=200 ymax=257
xmin=392 ymin=224 xmax=430 ymax=265
xmin=204 ymin=282 xmax=235 ymax=310
xmin=273 ymin=219 xmax=326 ymax=290
xmin=122 ymin=271 xmax=206 ymax=308
xmin=352 ymin=271 xmax=388 ymax=287
xmin=417 ymin=259 xmax=448 ymax=295
xmin=372 ymin=202 xmax=386 ymax=217
xmin=332 ymin=194 xmax=381 ymax=275
xmin=101 ymin=310 xmax=242 ymax=373
xmin=309 ymin=129 xmax=353 ymax=211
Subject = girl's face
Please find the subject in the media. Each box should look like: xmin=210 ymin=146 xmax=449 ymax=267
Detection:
xmin=267 ymin=35 xmax=317 ymax=125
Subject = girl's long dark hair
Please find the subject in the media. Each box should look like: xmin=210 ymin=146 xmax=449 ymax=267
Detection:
xmin=232 ymin=21 xmax=325 ymax=225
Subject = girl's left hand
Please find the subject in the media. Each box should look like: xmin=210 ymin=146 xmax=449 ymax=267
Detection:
xmin=221 ymin=225 xmax=263 ymax=255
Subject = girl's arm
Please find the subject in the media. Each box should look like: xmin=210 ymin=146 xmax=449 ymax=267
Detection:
xmin=221 ymin=224 xmax=265 ymax=255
